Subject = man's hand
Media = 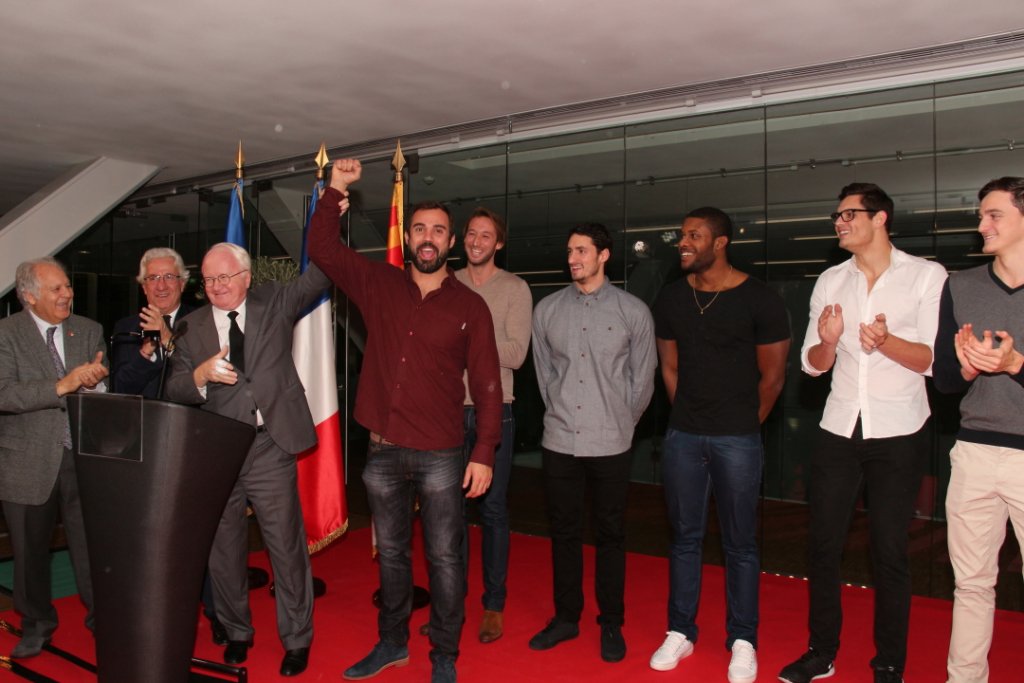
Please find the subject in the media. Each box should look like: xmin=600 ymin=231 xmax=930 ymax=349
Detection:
xmin=954 ymin=323 xmax=981 ymax=381
xmin=818 ymin=303 xmax=844 ymax=346
xmin=961 ymin=326 xmax=1024 ymax=376
xmin=463 ymin=462 xmax=493 ymax=498
xmin=138 ymin=305 xmax=172 ymax=356
xmin=859 ymin=313 xmax=889 ymax=354
xmin=57 ymin=351 xmax=108 ymax=396
xmin=193 ymin=346 xmax=238 ymax=388
xmin=329 ymin=158 xmax=362 ymax=196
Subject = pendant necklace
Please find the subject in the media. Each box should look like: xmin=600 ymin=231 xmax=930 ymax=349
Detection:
xmin=691 ymin=266 xmax=733 ymax=315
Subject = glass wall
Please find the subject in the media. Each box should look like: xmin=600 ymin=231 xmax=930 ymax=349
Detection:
xmin=9 ymin=69 xmax=1024 ymax=604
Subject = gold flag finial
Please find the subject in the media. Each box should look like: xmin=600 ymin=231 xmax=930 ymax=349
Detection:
xmin=314 ymin=142 xmax=330 ymax=180
xmin=234 ymin=140 xmax=245 ymax=180
xmin=391 ymin=140 xmax=406 ymax=181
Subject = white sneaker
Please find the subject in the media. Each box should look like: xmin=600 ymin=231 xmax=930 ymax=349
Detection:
xmin=728 ymin=639 xmax=757 ymax=683
xmin=649 ymin=631 xmax=693 ymax=671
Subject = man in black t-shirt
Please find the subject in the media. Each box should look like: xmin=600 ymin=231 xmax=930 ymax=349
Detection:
xmin=648 ymin=207 xmax=790 ymax=683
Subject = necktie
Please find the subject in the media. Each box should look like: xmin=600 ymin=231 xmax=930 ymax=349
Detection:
xmin=227 ymin=311 xmax=245 ymax=373
xmin=46 ymin=326 xmax=72 ymax=449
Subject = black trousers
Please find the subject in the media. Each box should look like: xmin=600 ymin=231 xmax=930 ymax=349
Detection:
xmin=2 ymin=448 xmax=93 ymax=639
xmin=542 ymin=448 xmax=631 ymax=627
xmin=807 ymin=422 xmax=925 ymax=671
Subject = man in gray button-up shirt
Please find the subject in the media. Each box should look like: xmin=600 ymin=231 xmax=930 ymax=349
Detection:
xmin=528 ymin=222 xmax=656 ymax=664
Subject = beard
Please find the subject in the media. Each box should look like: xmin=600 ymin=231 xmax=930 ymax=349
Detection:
xmin=680 ymin=248 xmax=715 ymax=275
xmin=412 ymin=241 xmax=450 ymax=274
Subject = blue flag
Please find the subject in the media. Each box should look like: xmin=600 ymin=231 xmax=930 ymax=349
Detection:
xmin=225 ymin=177 xmax=246 ymax=247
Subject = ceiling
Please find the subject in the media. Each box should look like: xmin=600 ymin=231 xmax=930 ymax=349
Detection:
xmin=2 ymin=1 xmax=1023 ymax=218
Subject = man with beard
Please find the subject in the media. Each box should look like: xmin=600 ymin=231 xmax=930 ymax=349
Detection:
xmin=649 ymin=207 xmax=789 ymax=683
xmin=307 ymin=158 xmax=502 ymax=683
xmin=529 ymin=223 xmax=656 ymax=664
xmin=781 ymin=184 xmax=945 ymax=683
xmin=454 ymin=208 xmax=532 ymax=643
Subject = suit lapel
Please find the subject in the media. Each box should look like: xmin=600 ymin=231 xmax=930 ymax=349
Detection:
xmin=242 ymin=289 xmax=267 ymax=366
xmin=62 ymin=315 xmax=88 ymax=368
xmin=18 ymin=312 xmax=59 ymax=379
xmin=191 ymin=307 xmax=221 ymax=362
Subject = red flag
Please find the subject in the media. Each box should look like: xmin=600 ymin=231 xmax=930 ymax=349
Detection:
xmin=386 ymin=168 xmax=404 ymax=269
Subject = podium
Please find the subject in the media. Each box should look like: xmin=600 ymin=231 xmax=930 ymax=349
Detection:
xmin=69 ymin=394 xmax=255 ymax=683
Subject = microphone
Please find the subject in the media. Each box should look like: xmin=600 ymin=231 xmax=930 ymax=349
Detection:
xmin=157 ymin=320 xmax=189 ymax=401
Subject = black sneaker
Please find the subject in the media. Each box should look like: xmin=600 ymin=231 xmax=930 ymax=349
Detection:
xmin=778 ymin=648 xmax=835 ymax=683
xmin=600 ymin=625 xmax=626 ymax=663
xmin=528 ymin=619 xmax=579 ymax=651
xmin=874 ymin=666 xmax=904 ymax=683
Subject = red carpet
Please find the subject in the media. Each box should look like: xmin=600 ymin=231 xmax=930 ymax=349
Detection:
xmin=3 ymin=525 xmax=1023 ymax=682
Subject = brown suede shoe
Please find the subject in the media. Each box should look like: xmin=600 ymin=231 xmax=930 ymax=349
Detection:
xmin=479 ymin=610 xmax=504 ymax=643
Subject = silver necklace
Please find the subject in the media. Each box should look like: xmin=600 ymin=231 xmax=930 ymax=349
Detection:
xmin=690 ymin=266 xmax=733 ymax=315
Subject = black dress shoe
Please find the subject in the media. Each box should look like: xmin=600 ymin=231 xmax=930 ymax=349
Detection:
xmin=280 ymin=647 xmax=310 ymax=676
xmin=208 ymin=616 xmax=228 ymax=646
xmin=224 ymin=640 xmax=252 ymax=665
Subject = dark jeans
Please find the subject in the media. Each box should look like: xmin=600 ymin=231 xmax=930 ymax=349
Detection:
xmin=807 ymin=422 xmax=925 ymax=671
xmin=363 ymin=441 xmax=466 ymax=660
xmin=463 ymin=403 xmax=515 ymax=611
xmin=542 ymin=447 xmax=631 ymax=627
xmin=662 ymin=429 xmax=763 ymax=650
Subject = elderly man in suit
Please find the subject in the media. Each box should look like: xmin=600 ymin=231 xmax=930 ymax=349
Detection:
xmin=165 ymin=242 xmax=330 ymax=677
xmin=0 ymin=257 xmax=108 ymax=659
xmin=111 ymin=247 xmax=195 ymax=397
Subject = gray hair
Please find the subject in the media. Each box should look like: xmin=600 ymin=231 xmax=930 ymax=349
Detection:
xmin=15 ymin=257 xmax=67 ymax=306
xmin=205 ymin=242 xmax=251 ymax=272
xmin=136 ymin=247 xmax=189 ymax=284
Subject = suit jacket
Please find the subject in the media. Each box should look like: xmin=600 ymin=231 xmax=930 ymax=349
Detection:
xmin=165 ymin=265 xmax=331 ymax=455
xmin=0 ymin=311 xmax=106 ymax=505
xmin=110 ymin=302 xmax=198 ymax=397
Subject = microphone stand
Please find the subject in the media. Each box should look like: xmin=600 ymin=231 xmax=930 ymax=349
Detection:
xmin=156 ymin=324 xmax=187 ymax=401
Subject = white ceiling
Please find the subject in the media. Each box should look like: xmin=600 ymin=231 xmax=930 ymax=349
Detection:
xmin=1 ymin=0 xmax=1023 ymax=216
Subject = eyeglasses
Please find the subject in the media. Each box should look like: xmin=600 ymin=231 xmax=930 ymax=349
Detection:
xmin=142 ymin=274 xmax=183 ymax=284
xmin=830 ymin=208 xmax=876 ymax=223
xmin=201 ymin=270 xmax=249 ymax=288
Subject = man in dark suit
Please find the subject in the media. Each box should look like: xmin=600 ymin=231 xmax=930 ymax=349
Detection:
xmin=0 ymin=257 xmax=108 ymax=659
xmin=165 ymin=242 xmax=330 ymax=677
xmin=111 ymin=247 xmax=195 ymax=397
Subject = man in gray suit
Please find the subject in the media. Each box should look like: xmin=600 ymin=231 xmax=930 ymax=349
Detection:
xmin=165 ymin=242 xmax=329 ymax=677
xmin=0 ymin=257 xmax=108 ymax=658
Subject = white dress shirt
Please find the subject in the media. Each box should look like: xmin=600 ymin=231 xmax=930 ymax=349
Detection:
xmin=800 ymin=246 xmax=946 ymax=439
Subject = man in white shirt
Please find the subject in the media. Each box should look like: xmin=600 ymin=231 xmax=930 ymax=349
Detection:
xmin=779 ymin=183 xmax=947 ymax=683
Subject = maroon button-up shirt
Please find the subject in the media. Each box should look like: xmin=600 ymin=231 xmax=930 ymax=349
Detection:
xmin=308 ymin=187 xmax=503 ymax=466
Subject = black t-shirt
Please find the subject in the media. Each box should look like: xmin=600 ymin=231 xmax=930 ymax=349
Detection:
xmin=653 ymin=275 xmax=790 ymax=435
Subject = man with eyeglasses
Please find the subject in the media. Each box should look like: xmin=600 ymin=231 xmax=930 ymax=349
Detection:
xmin=165 ymin=242 xmax=332 ymax=677
xmin=111 ymin=247 xmax=194 ymax=396
xmin=933 ymin=177 xmax=1024 ymax=683
xmin=780 ymin=183 xmax=947 ymax=683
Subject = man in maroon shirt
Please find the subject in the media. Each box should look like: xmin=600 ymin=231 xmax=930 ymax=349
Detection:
xmin=308 ymin=158 xmax=502 ymax=683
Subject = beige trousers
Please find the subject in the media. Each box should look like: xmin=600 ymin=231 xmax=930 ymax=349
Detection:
xmin=945 ymin=440 xmax=1024 ymax=683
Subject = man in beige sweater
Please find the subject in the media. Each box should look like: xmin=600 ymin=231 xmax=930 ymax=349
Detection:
xmin=454 ymin=207 xmax=533 ymax=643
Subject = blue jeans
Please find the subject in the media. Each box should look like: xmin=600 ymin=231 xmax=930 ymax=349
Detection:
xmin=662 ymin=428 xmax=763 ymax=650
xmin=464 ymin=404 xmax=515 ymax=611
xmin=363 ymin=442 xmax=465 ymax=660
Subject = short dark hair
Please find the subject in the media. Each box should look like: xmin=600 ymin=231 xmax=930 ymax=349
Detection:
xmin=683 ymin=206 xmax=733 ymax=242
xmin=838 ymin=182 xmax=894 ymax=231
xmin=567 ymin=222 xmax=613 ymax=254
xmin=407 ymin=201 xmax=452 ymax=234
xmin=978 ymin=177 xmax=1024 ymax=213
xmin=463 ymin=207 xmax=507 ymax=243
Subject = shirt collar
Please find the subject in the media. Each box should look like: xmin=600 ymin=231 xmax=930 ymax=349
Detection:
xmin=28 ymin=310 xmax=62 ymax=338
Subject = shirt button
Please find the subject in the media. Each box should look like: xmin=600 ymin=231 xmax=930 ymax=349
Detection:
xmin=401 ymin=357 xmax=406 ymax=362
xmin=576 ymin=405 xmax=581 ymax=409
xmin=395 ymin=384 xmax=400 ymax=389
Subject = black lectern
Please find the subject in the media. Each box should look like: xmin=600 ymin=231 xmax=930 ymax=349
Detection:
xmin=69 ymin=394 xmax=255 ymax=683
